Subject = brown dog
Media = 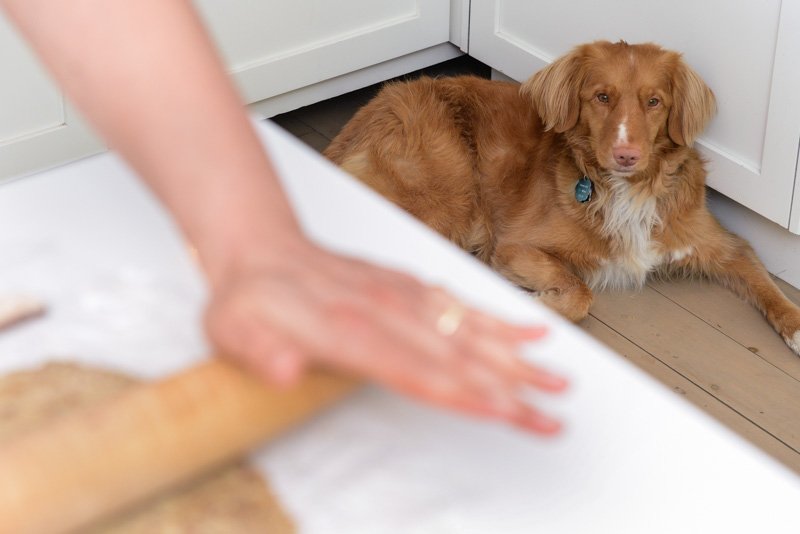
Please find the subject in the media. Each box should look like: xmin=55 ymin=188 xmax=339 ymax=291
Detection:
xmin=324 ymin=40 xmax=800 ymax=355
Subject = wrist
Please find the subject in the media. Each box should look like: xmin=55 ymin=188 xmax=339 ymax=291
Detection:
xmin=194 ymin=221 xmax=311 ymax=290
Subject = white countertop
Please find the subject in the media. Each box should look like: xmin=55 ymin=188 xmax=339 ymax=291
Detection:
xmin=1 ymin=119 xmax=798 ymax=533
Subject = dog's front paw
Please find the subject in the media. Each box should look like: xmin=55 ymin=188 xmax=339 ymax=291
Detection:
xmin=535 ymin=286 xmax=593 ymax=323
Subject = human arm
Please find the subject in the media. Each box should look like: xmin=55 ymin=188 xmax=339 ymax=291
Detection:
xmin=0 ymin=0 xmax=567 ymax=433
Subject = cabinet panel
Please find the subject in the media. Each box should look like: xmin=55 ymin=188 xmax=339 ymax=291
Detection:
xmin=0 ymin=17 xmax=104 ymax=180
xmin=469 ymin=0 xmax=800 ymax=230
xmin=449 ymin=0 xmax=470 ymax=51
xmin=195 ymin=0 xmax=451 ymax=103
xmin=199 ymin=1 xmax=418 ymax=68
xmin=0 ymin=16 xmax=62 ymax=143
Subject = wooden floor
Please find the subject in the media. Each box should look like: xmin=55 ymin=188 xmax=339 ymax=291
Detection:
xmin=270 ymin=59 xmax=800 ymax=475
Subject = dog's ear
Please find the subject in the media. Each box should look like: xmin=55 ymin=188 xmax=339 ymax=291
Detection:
xmin=668 ymin=59 xmax=716 ymax=146
xmin=521 ymin=50 xmax=586 ymax=133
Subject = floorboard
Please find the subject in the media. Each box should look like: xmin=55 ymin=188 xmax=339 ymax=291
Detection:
xmin=648 ymin=278 xmax=800 ymax=381
xmin=581 ymin=315 xmax=800 ymax=474
xmin=589 ymin=287 xmax=800 ymax=455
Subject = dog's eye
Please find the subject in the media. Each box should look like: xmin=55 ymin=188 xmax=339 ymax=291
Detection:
xmin=648 ymin=97 xmax=660 ymax=107
xmin=597 ymin=93 xmax=609 ymax=104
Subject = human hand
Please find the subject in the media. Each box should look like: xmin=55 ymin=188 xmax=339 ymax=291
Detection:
xmin=204 ymin=238 xmax=568 ymax=434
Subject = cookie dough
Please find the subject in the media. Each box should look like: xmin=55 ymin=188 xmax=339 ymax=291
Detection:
xmin=0 ymin=362 xmax=295 ymax=533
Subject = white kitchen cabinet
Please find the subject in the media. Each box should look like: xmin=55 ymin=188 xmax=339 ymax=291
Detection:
xmin=0 ymin=15 xmax=105 ymax=181
xmin=194 ymin=0 xmax=450 ymax=106
xmin=468 ymin=0 xmax=800 ymax=233
xmin=0 ymin=0 xmax=454 ymax=182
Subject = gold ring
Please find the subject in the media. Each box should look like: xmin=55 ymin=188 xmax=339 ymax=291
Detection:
xmin=436 ymin=302 xmax=466 ymax=336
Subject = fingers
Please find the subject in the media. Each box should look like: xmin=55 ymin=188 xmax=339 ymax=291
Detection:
xmin=335 ymin=289 xmax=567 ymax=435
xmin=248 ymin=347 xmax=307 ymax=386
xmin=393 ymin=361 xmax=563 ymax=435
xmin=240 ymin=324 xmax=308 ymax=386
xmin=425 ymin=294 xmax=568 ymax=431
xmin=470 ymin=311 xmax=550 ymax=341
xmin=459 ymin=324 xmax=568 ymax=392
xmin=206 ymin=300 xmax=307 ymax=387
xmin=425 ymin=293 xmax=568 ymax=393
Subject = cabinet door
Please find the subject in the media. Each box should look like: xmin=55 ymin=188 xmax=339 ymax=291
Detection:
xmin=0 ymin=16 xmax=104 ymax=181
xmin=194 ymin=0 xmax=451 ymax=104
xmin=469 ymin=0 xmax=800 ymax=231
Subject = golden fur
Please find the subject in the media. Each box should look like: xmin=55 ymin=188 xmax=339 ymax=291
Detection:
xmin=325 ymin=41 xmax=800 ymax=354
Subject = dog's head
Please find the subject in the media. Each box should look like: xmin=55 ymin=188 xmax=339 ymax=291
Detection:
xmin=521 ymin=41 xmax=716 ymax=176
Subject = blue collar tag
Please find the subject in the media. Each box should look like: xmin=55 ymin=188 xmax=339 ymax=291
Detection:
xmin=575 ymin=176 xmax=593 ymax=203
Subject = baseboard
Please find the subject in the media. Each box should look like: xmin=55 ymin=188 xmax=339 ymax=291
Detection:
xmin=490 ymin=69 xmax=515 ymax=82
xmin=248 ymin=43 xmax=463 ymax=119
xmin=707 ymin=189 xmax=800 ymax=290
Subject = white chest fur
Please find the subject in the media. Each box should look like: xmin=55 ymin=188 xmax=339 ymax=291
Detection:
xmin=586 ymin=176 xmax=664 ymax=290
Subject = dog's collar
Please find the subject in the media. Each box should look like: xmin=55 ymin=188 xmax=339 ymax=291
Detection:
xmin=575 ymin=175 xmax=593 ymax=203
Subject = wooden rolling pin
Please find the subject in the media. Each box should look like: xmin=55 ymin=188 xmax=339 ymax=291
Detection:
xmin=0 ymin=359 xmax=359 ymax=534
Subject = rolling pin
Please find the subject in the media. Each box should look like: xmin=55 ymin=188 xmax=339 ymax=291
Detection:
xmin=0 ymin=359 xmax=359 ymax=534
